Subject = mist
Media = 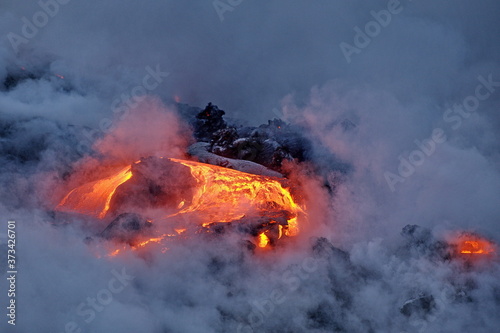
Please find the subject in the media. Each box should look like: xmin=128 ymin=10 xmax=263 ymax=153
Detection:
xmin=1 ymin=1 xmax=500 ymax=332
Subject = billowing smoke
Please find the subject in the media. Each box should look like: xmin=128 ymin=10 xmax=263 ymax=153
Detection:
xmin=1 ymin=1 xmax=500 ymax=332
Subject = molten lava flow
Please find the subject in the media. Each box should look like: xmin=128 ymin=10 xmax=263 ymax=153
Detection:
xmin=458 ymin=238 xmax=495 ymax=255
xmin=169 ymin=158 xmax=302 ymax=236
xmin=257 ymin=232 xmax=270 ymax=248
xmin=56 ymin=165 xmax=132 ymax=218
xmin=133 ymin=234 xmax=169 ymax=249
xmin=56 ymin=157 xmax=304 ymax=251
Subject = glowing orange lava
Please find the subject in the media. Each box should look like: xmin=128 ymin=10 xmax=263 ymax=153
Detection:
xmin=56 ymin=165 xmax=132 ymax=218
xmin=56 ymin=158 xmax=304 ymax=250
xmin=133 ymin=234 xmax=168 ymax=249
xmin=458 ymin=238 xmax=495 ymax=255
xmin=257 ymin=232 xmax=270 ymax=248
xmin=169 ymin=158 xmax=302 ymax=236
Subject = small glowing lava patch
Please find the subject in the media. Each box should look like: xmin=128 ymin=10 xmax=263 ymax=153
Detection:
xmin=451 ymin=233 xmax=496 ymax=256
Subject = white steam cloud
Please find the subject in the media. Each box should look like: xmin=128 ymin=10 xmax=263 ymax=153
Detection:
xmin=0 ymin=1 xmax=499 ymax=332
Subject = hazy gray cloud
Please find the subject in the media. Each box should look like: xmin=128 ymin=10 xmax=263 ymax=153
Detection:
xmin=0 ymin=1 xmax=499 ymax=332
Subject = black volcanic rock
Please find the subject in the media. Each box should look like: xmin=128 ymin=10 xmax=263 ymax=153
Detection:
xmin=207 ymin=116 xmax=312 ymax=172
xmin=400 ymin=224 xmax=452 ymax=261
xmin=312 ymin=237 xmax=350 ymax=263
xmin=194 ymin=103 xmax=227 ymax=141
xmin=400 ymin=294 xmax=436 ymax=317
xmin=109 ymin=156 xmax=197 ymax=216
xmin=100 ymin=213 xmax=152 ymax=243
